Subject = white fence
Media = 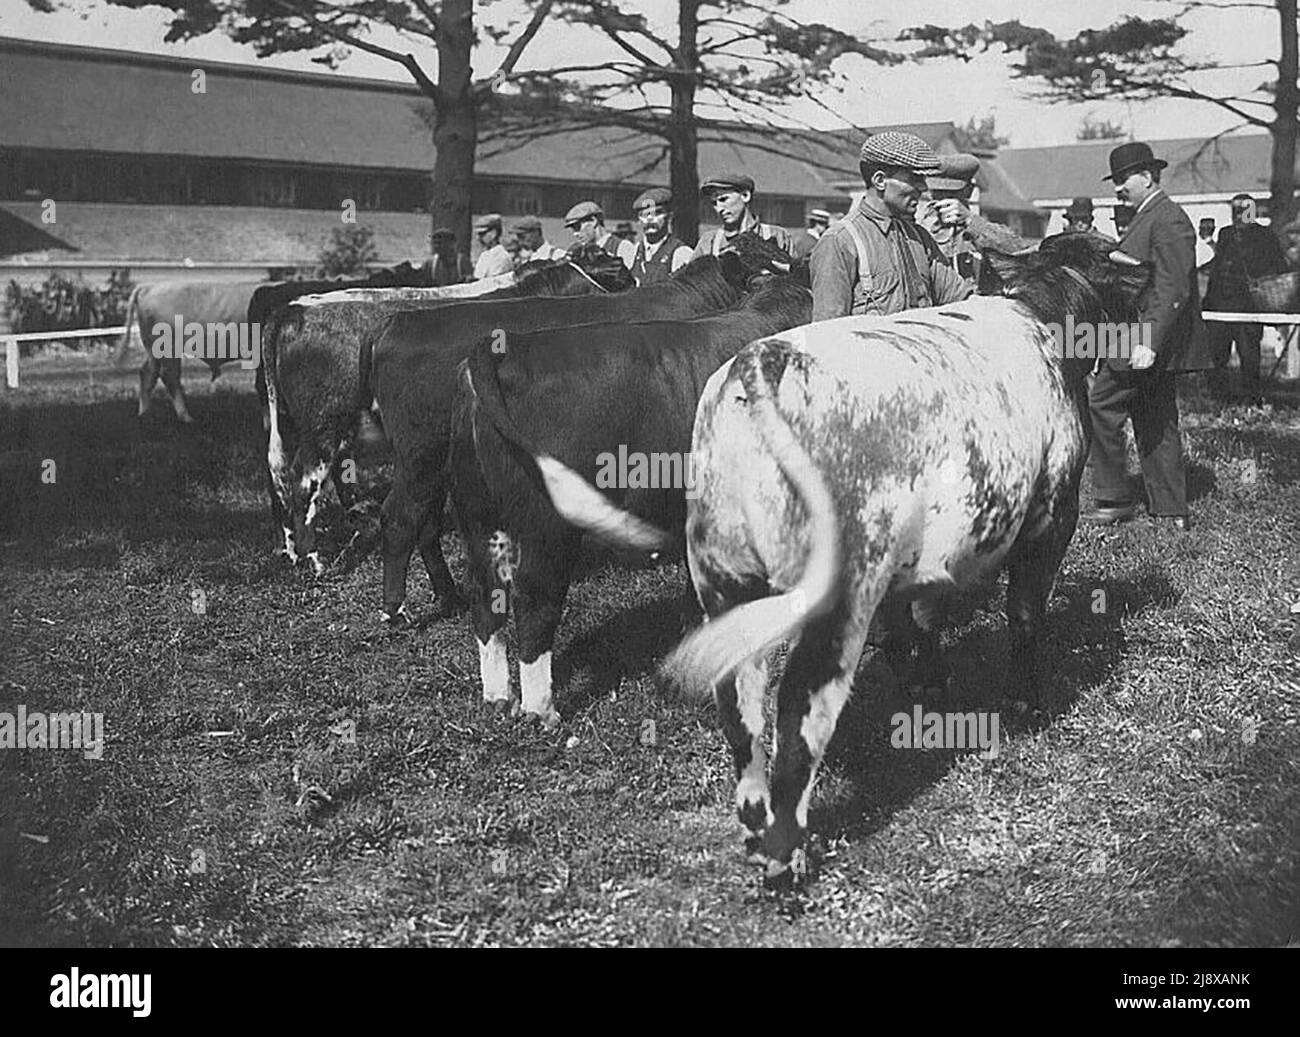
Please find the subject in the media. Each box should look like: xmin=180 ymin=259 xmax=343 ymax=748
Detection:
xmin=3 ymin=326 xmax=131 ymax=389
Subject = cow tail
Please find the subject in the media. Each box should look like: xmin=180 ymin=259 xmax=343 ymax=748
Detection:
xmin=114 ymin=287 xmax=142 ymax=367
xmin=662 ymin=349 xmax=841 ymax=701
xmin=465 ymin=337 xmax=669 ymax=551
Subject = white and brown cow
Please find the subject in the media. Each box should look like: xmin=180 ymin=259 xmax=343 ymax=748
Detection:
xmin=655 ymin=233 xmax=1152 ymax=886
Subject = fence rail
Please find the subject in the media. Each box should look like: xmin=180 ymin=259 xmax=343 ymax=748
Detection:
xmin=3 ymin=326 xmax=134 ymax=389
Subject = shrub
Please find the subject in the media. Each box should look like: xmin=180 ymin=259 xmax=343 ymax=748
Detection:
xmin=317 ymin=226 xmax=379 ymax=279
xmin=4 ymin=269 xmax=135 ymax=353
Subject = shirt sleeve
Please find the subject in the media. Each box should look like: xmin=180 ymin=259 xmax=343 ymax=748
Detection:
xmin=810 ymin=232 xmax=856 ymax=322
xmin=671 ymin=245 xmax=693 ymax=272
xmin=618 ymin=239 xmax=637 ymax=270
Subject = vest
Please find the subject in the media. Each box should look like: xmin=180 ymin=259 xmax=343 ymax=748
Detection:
xmin=631 ymin=235 xmax=687 ymax=285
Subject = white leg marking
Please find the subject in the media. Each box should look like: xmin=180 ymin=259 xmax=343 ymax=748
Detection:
xmin=488 ymin=530 xmax=519 ymax=584
xmin=734 ymin=656 xmax=773 ymax=829
xmin=520 ymin=652 xmax=559 ymax=729
xmin=301 ymin=461 xmax=330 ymax=529
xmin=794 ymin=677 xmax=853 ymax=828
xmin=280 ymin=527 xmax=299 ymax=563
xmin=478 ymin=633 xmax=511 ymax=704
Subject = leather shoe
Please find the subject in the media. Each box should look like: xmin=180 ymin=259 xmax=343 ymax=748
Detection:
xmin=1082 ymin=501 xmax=1138 ymax=525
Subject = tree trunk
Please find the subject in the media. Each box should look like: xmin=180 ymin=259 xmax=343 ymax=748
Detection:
xmin=430 ymin=0 xmax=477 ymax=257
xmin=1270 ymin=0 xmax=1298 ymax=240
xmin=670 ymin=0 xmax=701 ymax=246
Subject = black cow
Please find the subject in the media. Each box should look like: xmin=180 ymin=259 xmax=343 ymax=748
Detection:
xmin=369 ymin=234 xmax=794 ymax=626
xmin=249 ymin=263 xmax=432 ymax=422
xmin=265 ymin=248 xmax=634 ymax=575
xmin=446 ymin=273 xmax=812 ymax=729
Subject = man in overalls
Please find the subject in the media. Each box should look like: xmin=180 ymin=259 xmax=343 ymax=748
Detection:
xmin=628 ymin=187 xmax=692 ymax=285
xmin=692 ymin=173 xmax=792 ymax=259
xmin=810 ymin=131 xmax=970 ymax=321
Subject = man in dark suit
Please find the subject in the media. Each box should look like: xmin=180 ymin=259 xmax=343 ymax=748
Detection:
xmin=1204 ymin=194 xmax=1288 ymax=405
xmin=1085 ymin=142 xmax=1212 ymax=530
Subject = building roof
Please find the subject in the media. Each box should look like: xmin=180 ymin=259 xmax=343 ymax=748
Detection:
xmin=0 ymin=202 xmax=431 ymax=266
xmin=997 ymin=134 xmax=1279 ymax=203
xmin=1 ymin=36 xmax=435 ymax=171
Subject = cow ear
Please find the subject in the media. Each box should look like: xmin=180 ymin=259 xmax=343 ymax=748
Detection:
xmin=983 ymin=245 xmax=1034 ymax=283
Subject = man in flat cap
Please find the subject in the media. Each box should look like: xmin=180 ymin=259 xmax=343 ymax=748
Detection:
xmin=628 ymin=188 xmax=692 ymax=285
xmin=564 ymin=201 xmax=636 ymax=268
xmin=1085 ymin=141 xmax=1211 ymax=530
xmin=424 ymin=227 xmax=473 ymax=287
xmin=1064 ymin=197 xmax=1096 ymax=234
xmin=811 ymin=131 xmax=971 ymax=321
xmin=693 ymin=173 xmax=792 ymax=259
xmin=790 ymin=209 xmax=832 ymax=262
xmin=511 ymin=215 xmax=566 ymax=266
xmin=1204 ymin=193 xmax=1288 ymax=405
xmin=472 ymin=213 xmax=514 ymax=280
xmin=920 ymin=153 xmax=1036 ymax=290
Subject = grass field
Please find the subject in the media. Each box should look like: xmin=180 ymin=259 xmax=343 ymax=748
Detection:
xmin=2 ymin=349 xmax=1298 ymax=947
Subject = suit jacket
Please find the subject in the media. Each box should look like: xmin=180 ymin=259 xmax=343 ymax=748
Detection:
xmin=1113 ymin=190 xmax=1212 ymax=373
xmin=1204 ymin=223 xmax=1287 ymax=310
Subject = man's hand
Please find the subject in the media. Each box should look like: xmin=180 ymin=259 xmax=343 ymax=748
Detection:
xmin=932 ymin=199 xmax=971 ymax=228
xmin=1129 ymin=342 xmax=1157 ymax=370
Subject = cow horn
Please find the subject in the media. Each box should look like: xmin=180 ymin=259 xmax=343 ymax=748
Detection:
xmin=1108 ymin=249 xmax=1143 ymax=266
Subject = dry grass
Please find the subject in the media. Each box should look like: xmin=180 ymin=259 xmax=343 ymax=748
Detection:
xmin=1 ymin=355 xmax=1297 ymax=946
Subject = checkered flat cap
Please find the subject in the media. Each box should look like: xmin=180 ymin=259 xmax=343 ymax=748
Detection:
xmin=859 ymin=132 xmax=943 ymax=175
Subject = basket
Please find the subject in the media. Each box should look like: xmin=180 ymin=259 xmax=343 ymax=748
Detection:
xmin=1247 ymin=270 xmax=1300 ymax=313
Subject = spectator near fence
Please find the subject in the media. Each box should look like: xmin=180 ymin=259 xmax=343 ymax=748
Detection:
xmin=1204 ymin=194 xmax=1288 ymax=405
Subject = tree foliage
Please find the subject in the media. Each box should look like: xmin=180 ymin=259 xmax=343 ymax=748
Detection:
xmin=317 ymin=224 xmax=378 ymax=277
xmin=952 ymin=114 xmax=1008 ymax=150
xmin=902 ymin=4 xmax=1298 ymax=234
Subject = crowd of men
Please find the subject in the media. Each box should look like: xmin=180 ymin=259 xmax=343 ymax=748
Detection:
xmin=423 ymin=129 xmax=1293 ymax=531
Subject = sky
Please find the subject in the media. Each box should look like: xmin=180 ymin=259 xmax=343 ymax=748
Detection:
xmin=0 ymin=0 xmax=1281 ymax=147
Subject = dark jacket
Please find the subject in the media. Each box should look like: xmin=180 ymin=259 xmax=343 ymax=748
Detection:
xmin=1204 ymin=222 xmax=1287 ymax=311
xmin=1113 ymin=190 xmax=1212 ymax=373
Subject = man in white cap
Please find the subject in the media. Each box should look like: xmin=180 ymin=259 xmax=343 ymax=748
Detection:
xmin=810 ymin=131 xmax=970 ymax=321
xmin=790 ymin=209 xmax=832 ymax=262
xmin=564 ymin=201 xmax=636 ymax=268
xmin=472 ymin=213 xmax=514 ymax=280
xmin=693 ymin=173 xmax=792 ymax=258
xmin=511 ymin=215 xmax=566 ymax=265
xmin=628 ymin=187 xmax=693 ymax=285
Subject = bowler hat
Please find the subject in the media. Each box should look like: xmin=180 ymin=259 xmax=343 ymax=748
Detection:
xmin=1065 ymin=197 xmax=1094 ymax=218
xmin=701 ymin=172 xmax=755 ymax=195
xmin=1102 ymin=141 xmax=1168 ymax=182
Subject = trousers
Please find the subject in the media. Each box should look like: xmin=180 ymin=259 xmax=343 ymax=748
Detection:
xmin=1208 ymin=322 xmax=1263 ymax=399
xmin=1088 ymin=366 xmax=1188 ymax=516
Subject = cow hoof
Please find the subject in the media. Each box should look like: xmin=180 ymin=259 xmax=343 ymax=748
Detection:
xmin=524 ymin=708 xmax=561 ymax=733
xmin=488 ymin=698 xmax=513 ymax=719
xmin=761 ymin=848 xmax=807 ymax=892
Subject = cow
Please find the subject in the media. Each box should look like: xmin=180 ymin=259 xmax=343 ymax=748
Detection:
xmin=369 ymin=233 xmax=794 ymax=627
xmin=647 ymin=232 xmax=1151 ymax=886
xmin=265 ymin=248 xmax=635 ymax=579
xmin=116 ymin=280 xmax=263 ymax=423
xmin=446 ymin=270 xmax=812 ymax=730
xmin=116 ymin=263 xmax=431 ymax=424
